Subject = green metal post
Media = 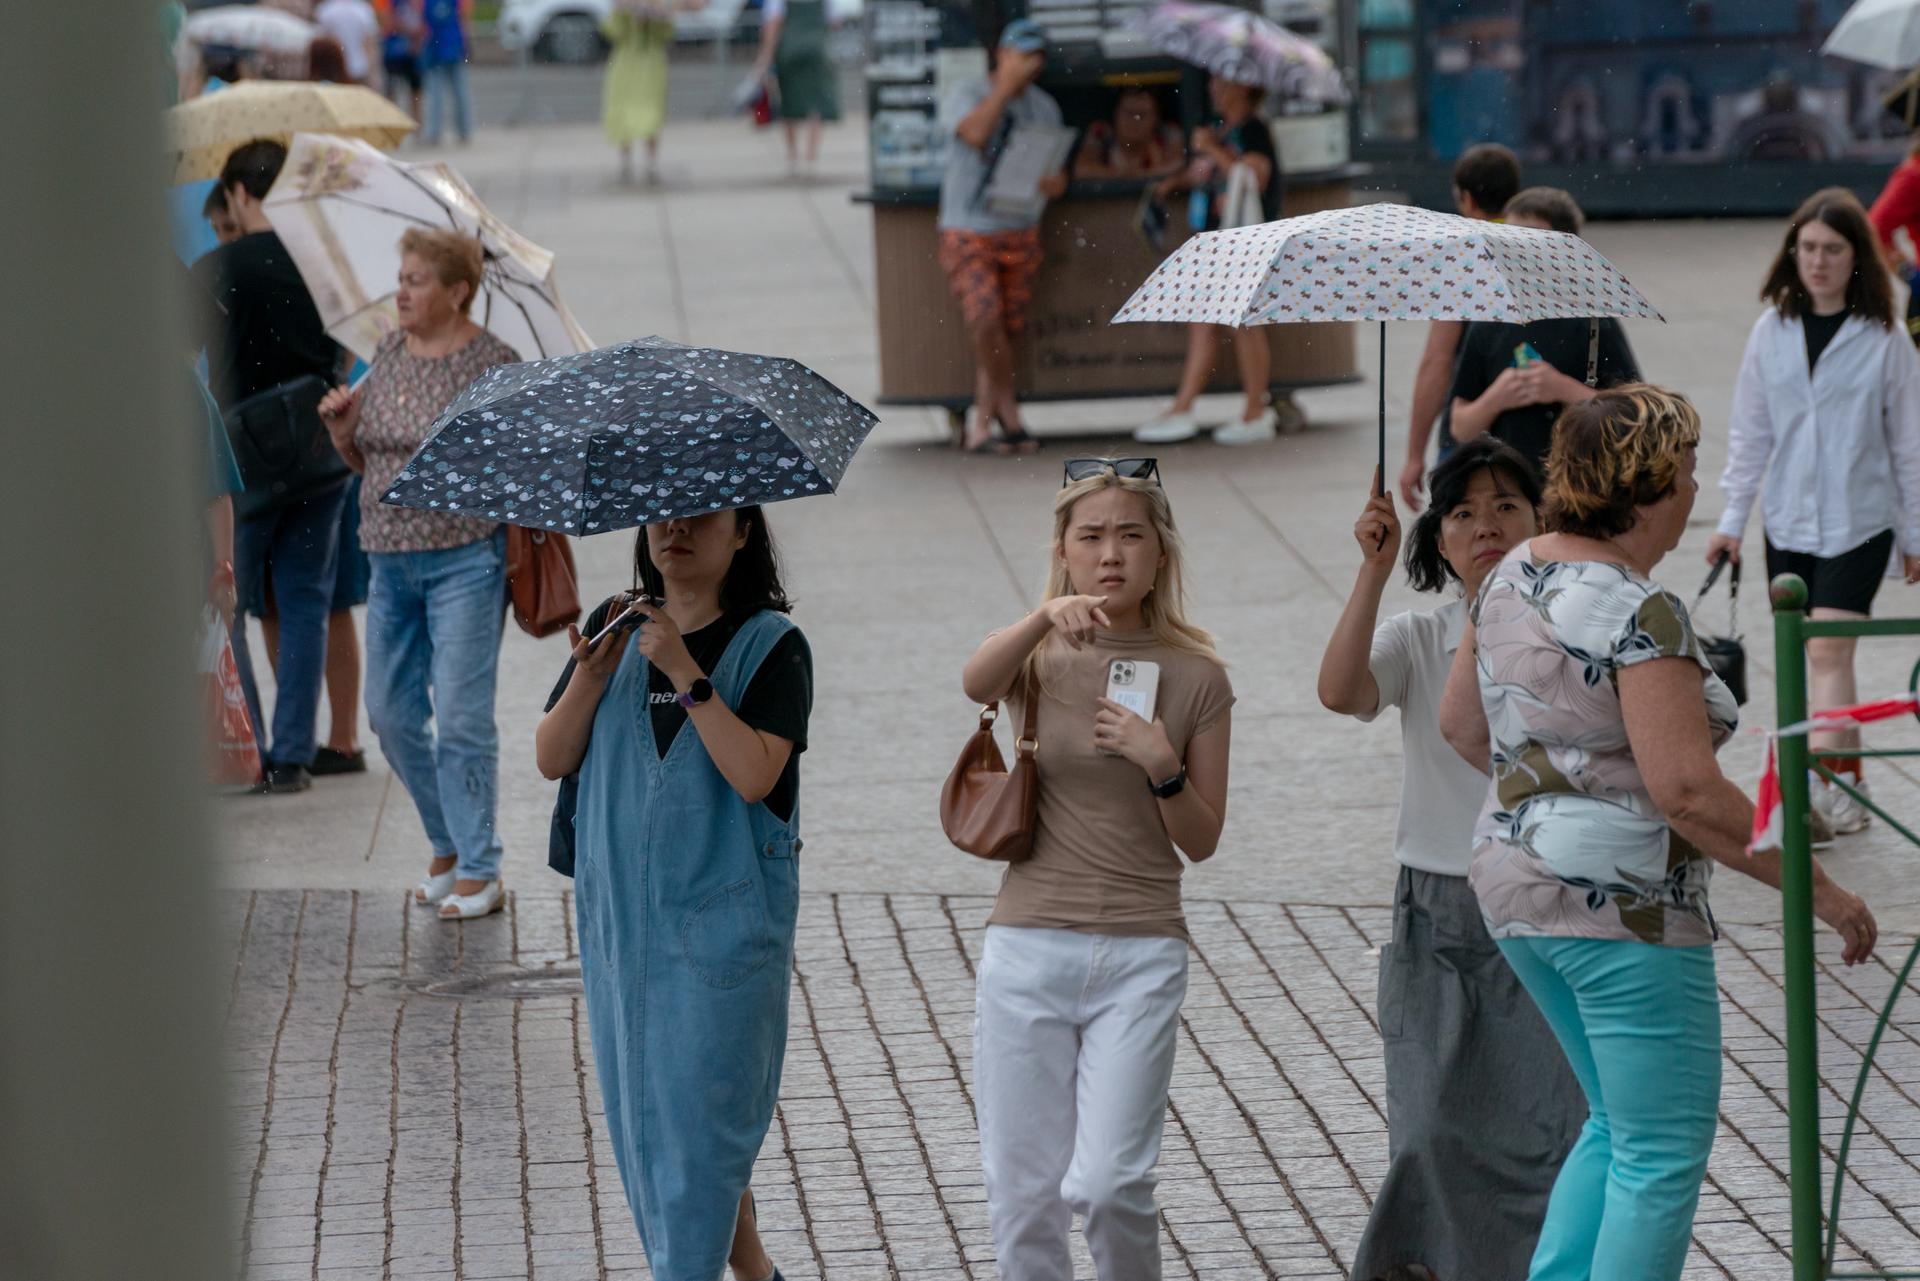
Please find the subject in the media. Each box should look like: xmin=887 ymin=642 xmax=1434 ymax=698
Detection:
xmin=1773 ymin=573 xmax=1823 ymax=1281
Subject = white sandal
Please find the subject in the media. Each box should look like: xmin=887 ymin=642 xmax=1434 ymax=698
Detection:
xmin=413 ymin=868 xmax=458 ymax=906
xmin=438 ymin=880 xmax=505 ymax=921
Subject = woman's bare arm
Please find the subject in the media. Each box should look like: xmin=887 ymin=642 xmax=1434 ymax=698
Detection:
xmin=1439 ymin=614 xmax=1490 ymax=772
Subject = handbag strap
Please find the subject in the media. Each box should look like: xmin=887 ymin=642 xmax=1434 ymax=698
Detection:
xmin=981 ymin=683 xmax=1041 ymax=759
xmin=1693 ymin=552 xmax=1742 ymax=638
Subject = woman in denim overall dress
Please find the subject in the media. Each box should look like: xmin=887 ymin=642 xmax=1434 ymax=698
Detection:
xmin=538 ymin=505 xmax=809 ymax=1281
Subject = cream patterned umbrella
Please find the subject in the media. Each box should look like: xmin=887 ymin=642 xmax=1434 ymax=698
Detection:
xmin=165 ymin=81 xmax=417 ymax=184
xmin=262 ymin=132 xmax=594 ymax=364
xmin=1113 ymin=202 xmax=1662 ymax=486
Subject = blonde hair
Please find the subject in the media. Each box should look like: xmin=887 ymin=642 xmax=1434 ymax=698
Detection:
xmin=398 ymin=227 xmax=485 ymax=314
xmin=1543 ymin=383 xmax=1701 ymax=539
xmin=1024 ymin=471 xmax=1224 ymax=695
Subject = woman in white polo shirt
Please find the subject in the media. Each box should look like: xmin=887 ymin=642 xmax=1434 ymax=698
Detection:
xmin=1317 ymin=439 xmax=1583 ymax=1281
xmin=1707 ymin=187 xmax=1920 ymax=836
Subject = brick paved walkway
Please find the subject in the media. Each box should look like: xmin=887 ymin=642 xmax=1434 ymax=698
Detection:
xmin=224 ymin=890 xmax=1920 ymax=1280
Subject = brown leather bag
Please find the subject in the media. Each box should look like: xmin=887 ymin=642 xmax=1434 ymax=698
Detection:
xmin=504 ymin=526 xmax=582 ymax=639
xmin=939 ymin=694 xmax=1040 ymax=862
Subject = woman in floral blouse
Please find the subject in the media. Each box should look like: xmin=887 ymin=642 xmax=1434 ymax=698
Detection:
xmin=1439 ymin=384 xmax=1877 ymax=1281
xmin=321 ymin=227 xmax=520 ymax=922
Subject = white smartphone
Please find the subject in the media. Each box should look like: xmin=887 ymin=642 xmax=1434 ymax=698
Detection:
xmin=1102 ymin=659 xmax=1161 ymax=754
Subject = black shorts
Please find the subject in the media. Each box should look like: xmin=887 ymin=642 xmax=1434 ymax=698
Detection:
xmin=1766 ymin=529 xmax=1896 ymax=615
xmin=384 ymin=54 xmax=422 ymax=93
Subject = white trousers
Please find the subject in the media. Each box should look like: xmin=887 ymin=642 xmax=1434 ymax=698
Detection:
xmin=974 ymin=924 xmax=1189 ymax=1281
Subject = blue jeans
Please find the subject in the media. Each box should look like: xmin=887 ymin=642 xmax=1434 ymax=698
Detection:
xmin=1497 ymin=937 xmax=1721 ymax=1281
xmin=365 ymin=529 xmax=507 ymax=881
xmin=423 ymin=61 xmax=472 ymax=142
xmin=232 ymin=482 xmax=348 ymax=769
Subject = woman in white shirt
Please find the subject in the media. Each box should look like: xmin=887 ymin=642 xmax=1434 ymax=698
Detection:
xmin=1707 ymin=187 xmax=1920 ymax=834
xmin=1317 ymin=439 xmax=1584 ymax=1281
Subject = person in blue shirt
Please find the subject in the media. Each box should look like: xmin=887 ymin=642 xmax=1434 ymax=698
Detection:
xmin=420 ymin=0 xmax=472 ymax=145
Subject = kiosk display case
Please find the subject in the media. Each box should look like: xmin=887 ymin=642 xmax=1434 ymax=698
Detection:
xmin=859 ymin=0 xmax=1361 ymax=411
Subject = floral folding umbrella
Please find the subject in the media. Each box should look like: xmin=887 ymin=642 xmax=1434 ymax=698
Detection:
xmin=1113 ymin=202 xmax=1662 ymax=487
xmin=381 ymin=337 xmax=878 ymax=535
xmin=1132 ymin=1 xmax=1345 ymax=104
xmin=165 ymin=81 xmax=417 ymax=184
xmin=262 ymin=132 xmax=593 ymax=364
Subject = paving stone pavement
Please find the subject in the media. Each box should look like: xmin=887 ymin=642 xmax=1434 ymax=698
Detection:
xmin=224 ymin=888 xmax=1920 ymax=1280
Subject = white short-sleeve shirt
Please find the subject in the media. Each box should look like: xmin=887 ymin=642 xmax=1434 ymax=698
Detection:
xmin=1356 ymin=598 xmax=1489 ymax=876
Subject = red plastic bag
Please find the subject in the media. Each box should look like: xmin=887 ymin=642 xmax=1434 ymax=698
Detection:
xmin=200 ymin=608 xmax=262 ymax=788
xmin=752 ymin=84 xmax=774 ymax=128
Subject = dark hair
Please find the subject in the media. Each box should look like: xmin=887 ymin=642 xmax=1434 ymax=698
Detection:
xmin=308 ymin=36 xmax=351 ymax=84
xmin=1761 ymin=187 xmax=1895 ymax=328
xmin=633 ymin=506 xmax=792 ymax=616
xmin=201 ymin=184 xmax=230 ymax=218
xmin=219 ymin=139 xmax=288 ymax=202
xmin=1451 ymin=143 xmax=1522 ymax=217
xmin=1404 ymin=438 xmax=1542 ymax=592
xmin=1542 ymin=384 xmax=1701 ymax=539
xmin=1503 ymin=186 xmax=1583 ymax=235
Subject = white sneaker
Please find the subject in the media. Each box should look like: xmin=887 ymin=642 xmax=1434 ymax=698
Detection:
xmin=1828 ymin=776 xmax=1872 ymax=835
xmin=1213 ymin=407 xmax=1278 ymax=445
xmin=1134 ymin=409 xmax=1200 ymax=443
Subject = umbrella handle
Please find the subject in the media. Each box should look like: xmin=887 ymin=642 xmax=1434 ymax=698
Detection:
xmin=1376 ymin=320 xmax=1386 ymax=499
xmin=1586 ymin=317 xmax=1600 ymax=388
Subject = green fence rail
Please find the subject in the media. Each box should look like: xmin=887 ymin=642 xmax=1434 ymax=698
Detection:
xmin=1771 ymin=573 xmax=1920 ymax=1281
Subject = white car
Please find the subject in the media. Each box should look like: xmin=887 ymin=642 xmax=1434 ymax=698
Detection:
xmin=498 ymin=0 xmax=858 ymax=62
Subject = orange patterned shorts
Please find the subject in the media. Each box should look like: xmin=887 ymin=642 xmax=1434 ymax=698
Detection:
xmin=938 ymin=228 xmax=1045 ymax=338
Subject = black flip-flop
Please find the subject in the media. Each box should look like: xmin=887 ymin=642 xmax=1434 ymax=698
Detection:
xmin=998 ymin=426 xmax=1040 ymax=454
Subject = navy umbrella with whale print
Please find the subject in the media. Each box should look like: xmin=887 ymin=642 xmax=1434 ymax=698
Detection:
xmin=380 ymin=336 xmax=878 ymax=536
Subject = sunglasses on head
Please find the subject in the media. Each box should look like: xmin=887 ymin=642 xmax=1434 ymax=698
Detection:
xmin=1062 ymin=457 xmax=1160 ymax=486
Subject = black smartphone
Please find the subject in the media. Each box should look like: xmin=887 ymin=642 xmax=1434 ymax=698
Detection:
xmin=586 ymin=595 xmax=657 ymax=649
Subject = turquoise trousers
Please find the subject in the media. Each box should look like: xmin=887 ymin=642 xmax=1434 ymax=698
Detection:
xmin=1496 ymin=936 xmax=1720 ymax=1281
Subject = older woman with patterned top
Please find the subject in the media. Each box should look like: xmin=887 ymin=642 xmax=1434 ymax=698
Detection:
xmin=1439 ymin=384 xmax=1877 ymax=1281
xmin=320 ymin=227 xmax=520 ymax=922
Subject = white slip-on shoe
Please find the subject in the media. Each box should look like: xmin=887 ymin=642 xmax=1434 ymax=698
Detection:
xmin=1213 ymin=407 xmax=1278 ymax=445
xmin=438 ymin=880 xmax=505 ymax=921
xmin=414 ymin=868 xmax=458 ymax=906
xmin=1133 ymin=410 xmax=1201 ymax=443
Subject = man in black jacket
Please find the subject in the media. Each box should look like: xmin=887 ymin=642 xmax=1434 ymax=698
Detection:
xmin=194 ymin=139 xmax=349 ymax=794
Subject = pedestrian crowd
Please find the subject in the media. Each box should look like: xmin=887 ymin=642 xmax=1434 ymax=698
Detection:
xmin=179 ymin=17 xmax=1920 ymax=1281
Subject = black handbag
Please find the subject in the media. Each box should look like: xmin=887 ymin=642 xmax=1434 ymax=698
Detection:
xmin=224 ymin=374 xmax=349 ymax=515
xmin=1693 ymin=552 xmax=1747 ymax=706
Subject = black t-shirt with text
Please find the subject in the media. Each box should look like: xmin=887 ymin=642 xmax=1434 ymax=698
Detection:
xmin=547 ymin=600 xmax=812 ymax=823
xmin=1449 ymin=317 xmax=1641 ymax=474
xmin=192 ymin=230 xmax=340 ymax=410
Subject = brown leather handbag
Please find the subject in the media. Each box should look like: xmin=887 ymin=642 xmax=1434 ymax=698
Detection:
xmin=504 ymin=526 xmax=582 ymax=639
xmin=939 ymin=695 xmax=1040 ymax=862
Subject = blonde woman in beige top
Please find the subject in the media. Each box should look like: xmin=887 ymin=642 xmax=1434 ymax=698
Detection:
xmin=960 ymin=457 xmax=1234 ymax=1281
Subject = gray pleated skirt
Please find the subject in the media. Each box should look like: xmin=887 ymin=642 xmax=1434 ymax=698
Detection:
xmin=1351 ymin=867 xmax=1586 ymax=1281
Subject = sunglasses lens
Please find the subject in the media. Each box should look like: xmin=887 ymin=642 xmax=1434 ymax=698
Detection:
xmin=1062 ymin=458 xmax=1158 ymax=485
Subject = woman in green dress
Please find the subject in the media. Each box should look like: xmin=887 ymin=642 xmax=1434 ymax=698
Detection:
xmin=602 ymin=0 xmax=675 ymax=183
xmin=751 ymin=0 xmax=839 ymax=173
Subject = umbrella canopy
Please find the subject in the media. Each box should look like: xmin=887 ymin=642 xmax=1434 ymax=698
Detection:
xmin=1132 ymin=1 xmax=1345 ymax=103
xmin=263 ymin=132 xmax=593 ymax=364
xmin=183 ymin=5 xmax=319 ymax=55
xmin=1113 ymin=203 xmax=1662 ymax=328
xmin=165 ymin=81 xmax=416 ymax=183
xmin=1114 ymin=203 xmax=1661 ymax=493
xmin=381 ymin=337 xmax=878 ymax=536
xmin=1824 ymin=0 xmax=1920 ymax=70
